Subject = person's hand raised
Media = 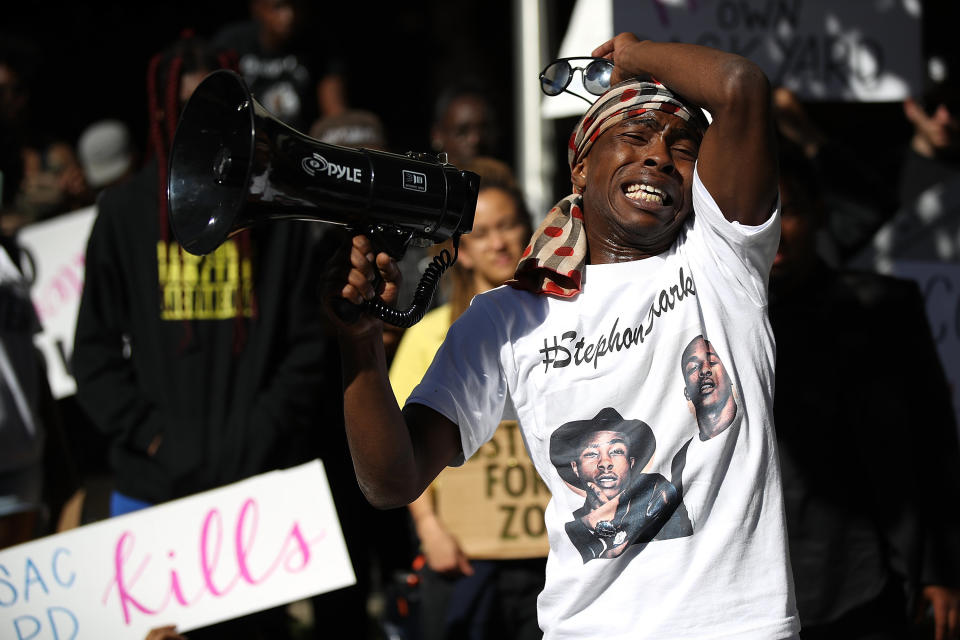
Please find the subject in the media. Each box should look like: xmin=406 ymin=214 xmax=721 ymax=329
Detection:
xmin=592 ymin=32 xmax=645 ymax=86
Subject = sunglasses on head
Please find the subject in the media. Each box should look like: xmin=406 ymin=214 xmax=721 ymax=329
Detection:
xmin=540 ymin=57 xmax=615 ymax=104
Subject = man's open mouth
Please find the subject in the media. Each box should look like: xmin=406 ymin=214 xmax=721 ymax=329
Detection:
xmin=624 ymin=182 xmax=672 ymax=206
xmin=699 ymin=380 xmax=715 ymax=393
xmin=597 ymin=473 xmax=619 ymax=486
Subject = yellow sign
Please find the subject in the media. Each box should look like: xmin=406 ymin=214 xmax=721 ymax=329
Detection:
xmin=157 ymin=240 xmax=255 ymax=320
xmin=433 ymin=421 xmax=551 ymax=559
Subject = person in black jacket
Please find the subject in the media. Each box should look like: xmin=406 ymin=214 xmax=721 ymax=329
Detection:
xmin=74 ymin=34 xmax=329 ymax=512
xmin=770 ymin=140 xmax=960 ymax=640
xmin=73 ymin=35 xmax=336 ymax=639
xmin=213 ymin=0 xmax=346 ymax=131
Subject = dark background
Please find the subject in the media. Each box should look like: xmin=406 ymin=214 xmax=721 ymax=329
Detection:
xmin=2 ymin=0 xmax=956 ymax=202
xmin=2 ymin=1 xmax=577 ymax=165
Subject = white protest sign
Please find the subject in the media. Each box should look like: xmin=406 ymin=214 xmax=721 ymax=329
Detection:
xmin=17 ymin=206 xmax=96 ymax=399
xmin=891 ymin=261 xmax=960 ymax=436
xmin=0 ymin=460 xmax=355 ymax=639
xmin=613 ymin=0 xmax=922 ymax=101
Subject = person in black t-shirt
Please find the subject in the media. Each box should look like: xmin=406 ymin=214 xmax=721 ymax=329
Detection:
xmin=771 ymin=140 xmax=960 ymax=640
xmin=213 ymin=0 xmax=346 ymax=132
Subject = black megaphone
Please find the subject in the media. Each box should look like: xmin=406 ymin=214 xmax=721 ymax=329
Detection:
xmin=166 ymin=69 xmax=479 ymax=327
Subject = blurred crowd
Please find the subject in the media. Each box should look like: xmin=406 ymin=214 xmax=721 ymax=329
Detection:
xmin=0 ymin=0 xmax=959 ymax=639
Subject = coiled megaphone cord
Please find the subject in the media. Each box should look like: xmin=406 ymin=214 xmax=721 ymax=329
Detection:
xmin=365 ymin=234 xmax=460 ymax=328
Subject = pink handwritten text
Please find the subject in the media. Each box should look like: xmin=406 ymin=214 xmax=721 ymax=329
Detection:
xmin=33 ymin=252 xmax=85 ymax=323
xmin=102 ymin=498 xmax=327 ymax=625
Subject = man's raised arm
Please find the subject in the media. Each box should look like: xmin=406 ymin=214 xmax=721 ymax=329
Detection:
xmin=334 ymin=234 xmax=462 ymax=509
xmin=594 ymin=35 xmax=777 ymax=226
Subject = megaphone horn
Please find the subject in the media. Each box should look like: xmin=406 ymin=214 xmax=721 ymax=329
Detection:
xmin=167 ymin=70 xmax=479 ymax=327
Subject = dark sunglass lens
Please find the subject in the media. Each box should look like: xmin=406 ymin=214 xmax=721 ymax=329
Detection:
xmin=541 ymin=60 xmax=572 ymax=96
xmin=583 ymin=60 xmax=613 ymax=95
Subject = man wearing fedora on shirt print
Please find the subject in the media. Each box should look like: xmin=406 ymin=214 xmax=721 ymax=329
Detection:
xmin=550 ymin=408 xmax=692 ymax=563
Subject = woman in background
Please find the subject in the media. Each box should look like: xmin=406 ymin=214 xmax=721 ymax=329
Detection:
xmin=389 ymin=157 xmax=546 ymax=640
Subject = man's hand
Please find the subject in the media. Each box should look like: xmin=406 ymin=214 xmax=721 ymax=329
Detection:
xmin=580 ymin=483 xmax=622 ymax=531
xmin=147 ymin=434 xmax=163 ymax=457
xmin=145 ymin=626 xmax=187 ymax=640
xmin=919 ymin=585 xmax=960 ymax=640
xmin=904 ymin=97 xmax=954 ymax=159
xmin=416 ymin=513 xmax=474 ymax=577
xmin=772 ymin=87 xmax=827 ymax=159
xmin=324 ymin=234 xmax=402 ymax=337
xmin=591 ymin=32 xmax=644 ymax=86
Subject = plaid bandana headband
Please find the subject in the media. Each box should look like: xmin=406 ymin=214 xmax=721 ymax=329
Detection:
xmin=509 ymin=79 xmax=708 ymax=298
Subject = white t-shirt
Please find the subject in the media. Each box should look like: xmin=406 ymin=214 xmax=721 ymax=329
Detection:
xmin=408 ymin=166 xmax=799 ymax=639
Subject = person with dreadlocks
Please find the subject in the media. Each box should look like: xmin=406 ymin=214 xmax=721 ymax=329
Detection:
xmin=331 ymin=34 xmax=796 ymax=638
xmin=73 ymin=35 xmax=331 ymax=636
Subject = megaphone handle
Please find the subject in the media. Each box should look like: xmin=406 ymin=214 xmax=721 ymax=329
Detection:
xmin=330 ymin=251 xmax=388 ymax=324
xmin=332 ymin=232 xmax=458 ymax=328
xmin=329 ymin=225 xmax=403 ymax=324
xmin=367 ymin=244 xmax=457 ymax=329
xmin=331 ymin=243 xmax=457 ymax=329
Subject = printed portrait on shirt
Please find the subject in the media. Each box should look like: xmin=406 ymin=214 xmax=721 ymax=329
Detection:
xmin=680 ymin=335 xmax=739 ymax=441
xmin=549 ymin=407 xmax=692 ymax=563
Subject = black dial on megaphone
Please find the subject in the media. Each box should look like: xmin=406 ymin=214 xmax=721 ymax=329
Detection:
xmin=166 ymin=70 xmax=480 ymax=327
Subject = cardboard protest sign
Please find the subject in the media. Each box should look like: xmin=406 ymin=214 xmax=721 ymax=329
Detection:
xmin=434 ymin=421 xmax=550 ymax=559
xmin=17 ymin=206 xmax=96 ymax=399
xmin=0 ymin=460 xmax=354 ymax=639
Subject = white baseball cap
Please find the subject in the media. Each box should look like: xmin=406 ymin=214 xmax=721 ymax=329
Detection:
xmin=78 ymin=119 xmax=134 ymax=188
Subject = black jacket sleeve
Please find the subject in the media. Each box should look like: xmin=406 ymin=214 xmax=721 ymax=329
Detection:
xmin=230 ymin=225 xmax=334 ymax=479
xmin=73 ymin=195 xmax=167 ymax=455
xmin=897 ymin=281 xmax=960 ymax=588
